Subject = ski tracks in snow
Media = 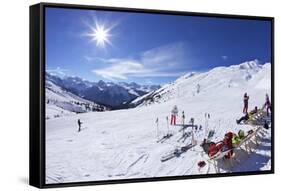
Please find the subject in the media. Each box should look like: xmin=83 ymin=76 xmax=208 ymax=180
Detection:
xmin=111 ymin=153 xmax=149 ymax=178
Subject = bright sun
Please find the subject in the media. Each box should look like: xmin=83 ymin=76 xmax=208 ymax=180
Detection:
xmin=88 ymin=21 xmax=112 ymax=48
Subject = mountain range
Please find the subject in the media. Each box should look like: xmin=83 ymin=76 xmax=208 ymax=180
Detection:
xmin=46 ymin=73 xmax=161 ymax=109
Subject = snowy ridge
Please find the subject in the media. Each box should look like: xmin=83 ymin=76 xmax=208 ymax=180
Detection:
xmin=130 ymin=60 xmax=271 ymax=107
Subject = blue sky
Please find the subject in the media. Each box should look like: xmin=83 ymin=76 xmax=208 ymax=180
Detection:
xmin=45 ymin=7 xmax=271 ymax=85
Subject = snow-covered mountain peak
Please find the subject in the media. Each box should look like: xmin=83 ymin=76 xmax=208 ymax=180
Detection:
xmin=262 ymin=62 xmax=271 ymax=69
xmin=175 ymin=72 xmax=197 ymax=83
xmin=97 ymin=80 xmax=107 ymax=87
xmin=234 ymin=59 xmax=262 ymax=70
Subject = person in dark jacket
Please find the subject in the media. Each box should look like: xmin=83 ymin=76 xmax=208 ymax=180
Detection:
xmin=243 ymin=93 xmax=249 ymax=114
xmin=264 ymin=94 xmax=271 ymax=116
xmin=77 ymin=119 xmax=82 ymax=132
xmin=237 ymin=106 xmax=258 ymax=124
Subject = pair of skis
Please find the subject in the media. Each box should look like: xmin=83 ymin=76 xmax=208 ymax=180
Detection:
xmin=178 ymin=124 xmax=197 ymax=132
xmin=157 ymin=133 xmax=173 ymax=143
xmin=177 ymin=132 xmax=191 ymax=143
xmin=161 ymin=142 xmax=197 ymax=162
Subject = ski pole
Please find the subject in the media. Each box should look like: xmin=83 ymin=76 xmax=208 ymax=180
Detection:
xmin=204 ymin=114 xmax=207 ymax=138
xmin=156 ymin=118 xmax=159 ymax=140
xmin=166 ymin=116 xmax=169 ymax=135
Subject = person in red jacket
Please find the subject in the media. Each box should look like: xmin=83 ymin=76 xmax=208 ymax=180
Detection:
xmin=243 ymin=93 xmax=249 ymax=114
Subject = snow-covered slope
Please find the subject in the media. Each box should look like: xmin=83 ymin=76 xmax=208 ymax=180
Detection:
xmin=46 ymin=60 xmax=272 ymax=183
xmin=130 ymin=60 xmax=270 ymax=107
xmin=46 ymin=79 xmax=108 ymax=119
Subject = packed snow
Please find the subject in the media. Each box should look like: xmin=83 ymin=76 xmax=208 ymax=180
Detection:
xmin=46 ymin=60 xmax=272 ymax=184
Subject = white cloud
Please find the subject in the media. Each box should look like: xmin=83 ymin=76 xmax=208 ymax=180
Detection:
xmin=46 ymin=67 xmax=69 ymax=76
xmin=92 ymin=43 xmax=186 ymax=80
xmin=141 ymin=43 xmax=184 ymax=65
xmin=84 ymin=55 xmax=93 ymax=62
xmin=222 ymin=55 xmax=228 ymax=60
xmin=93 ymin=60 xmax=146 ymax=80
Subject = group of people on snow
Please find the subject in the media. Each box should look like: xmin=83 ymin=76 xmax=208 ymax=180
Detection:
xmin=75 ymin=92 xmax=271 ymax=134
xmin=201 ymin=92 xmax=272 ymax=161
xmin=238 ymin=92 xmax=271 ymax=124
xmin=154 ymin=91 xmax=272 ymax=168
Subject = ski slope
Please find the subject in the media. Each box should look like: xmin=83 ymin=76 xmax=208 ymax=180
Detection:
xmin=46 ymin=61 xmax=272 ymax=183
xmin=46 ymin=80 xmax=108 ymax=119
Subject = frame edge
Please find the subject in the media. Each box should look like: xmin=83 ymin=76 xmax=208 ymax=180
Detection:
xmin=29 ymin=3 xmax=44 ymax=188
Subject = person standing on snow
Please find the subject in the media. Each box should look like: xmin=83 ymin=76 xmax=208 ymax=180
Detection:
xmin=243 ymin=93 xmax=249 ymax=114
xmin=196 ymin=83 xmax=200 ymax=94
xmin=264 ymin=93 xmax=271 ymax=116
xmin=77 ymin=119 xmax=82 ymax=132
xmin=170 ymin=105 xmax=178 ymax=125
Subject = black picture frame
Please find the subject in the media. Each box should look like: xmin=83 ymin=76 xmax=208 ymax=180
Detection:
xmin=30 ymin=2 xmax=275 ymax=189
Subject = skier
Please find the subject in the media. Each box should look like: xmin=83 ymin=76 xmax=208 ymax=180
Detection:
xmin=243 ymin=93 xmax=249 ymax=114
xmin=77 ymin=119 xmax=82 ymax=132
xmin=196 ymin=83 xmax=200 ymax=94
xmin=263 ymin=93 xmax=271 ymax=116
xmin=170 ymin=105 xmax=178 ymax=125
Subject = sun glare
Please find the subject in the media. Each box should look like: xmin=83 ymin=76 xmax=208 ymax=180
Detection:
xmin=88 ymin=21 xmax=112 ymax=48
